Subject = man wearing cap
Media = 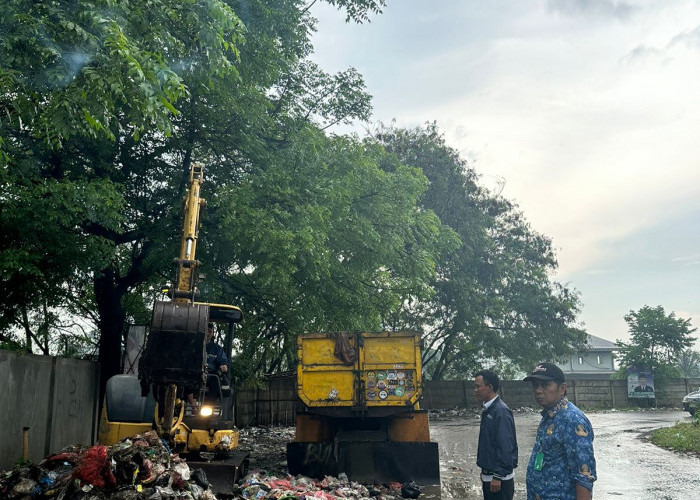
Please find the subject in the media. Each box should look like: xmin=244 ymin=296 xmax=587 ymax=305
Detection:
xmin=474 ymin=370 xmax=518 ymax=500
xmin=524 ymin=363 xmax=596 ymax=500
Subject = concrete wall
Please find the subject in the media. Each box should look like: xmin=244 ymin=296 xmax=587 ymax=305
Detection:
xmin=0 ymin=351 xmax=98 ymax=470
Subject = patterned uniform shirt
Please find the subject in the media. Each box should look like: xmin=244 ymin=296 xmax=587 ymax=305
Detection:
xmin=526 ymin=397 xmax=596 ymax=500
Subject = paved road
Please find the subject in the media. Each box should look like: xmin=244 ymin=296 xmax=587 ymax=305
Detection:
xmin=428 ymin=409 xmax=700 ymax=499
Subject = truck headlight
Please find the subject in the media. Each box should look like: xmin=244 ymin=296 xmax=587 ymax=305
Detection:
xmin=200 ymin=405 xmax=213 ymax=417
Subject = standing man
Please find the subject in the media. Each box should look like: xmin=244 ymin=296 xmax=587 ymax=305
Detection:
xmin=524 ymin=363 xmax=596 ymax=500
xmin=474 ymin=370 xmax=518 ymax=500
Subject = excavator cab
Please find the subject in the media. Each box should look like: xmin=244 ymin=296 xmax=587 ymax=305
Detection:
xmin=99 ymin=301 xmax=248 ymax=491
xmin=184 ymin=303 xmax=243 ymax=414
xmin=137 ymin=301 xmax=243 ymax=447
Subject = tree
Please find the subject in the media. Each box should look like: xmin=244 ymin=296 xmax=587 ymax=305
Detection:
xmin=374 ymin=123 xmax=587 ymax=378
xmin=677 ymin=349 xmax=700 ymax=378
xmin=206 ymin=128 xmax=455 ymax=381
xmin=616 ymin=305 xmax=697 ymax=375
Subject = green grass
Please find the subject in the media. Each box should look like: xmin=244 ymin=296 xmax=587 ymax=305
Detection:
xmin=650 ymin=421 xmax=700 ymax=454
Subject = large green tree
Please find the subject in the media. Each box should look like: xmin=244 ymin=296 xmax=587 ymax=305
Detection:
xmin=616 ymin=305 xmax=696 ymax=375
xmin=374 ymin=123 xmax=587 ymax=378
xmin=208 ymin=129 xmax=455 ymax=379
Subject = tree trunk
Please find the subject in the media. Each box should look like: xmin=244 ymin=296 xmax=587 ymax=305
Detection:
xmin=94 ymin=268 xmax=127 ymax=402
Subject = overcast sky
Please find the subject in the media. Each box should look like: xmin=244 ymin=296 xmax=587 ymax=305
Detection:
xmin=310 ymin=0 xmax=700 ymax=346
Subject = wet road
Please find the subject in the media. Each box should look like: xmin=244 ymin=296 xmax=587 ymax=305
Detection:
xmin=430 ymin=409 xmax=700 ymax=499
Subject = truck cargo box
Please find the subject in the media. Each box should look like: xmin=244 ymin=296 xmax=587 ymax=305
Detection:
xmin=296 ymin=332 xmax=423 ymax=411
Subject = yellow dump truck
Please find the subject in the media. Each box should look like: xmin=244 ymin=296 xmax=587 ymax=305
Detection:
xmin=286 ymin=331 xmax=440 ymax=485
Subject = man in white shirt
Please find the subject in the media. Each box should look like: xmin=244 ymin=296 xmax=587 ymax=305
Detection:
xmin=474 ymin=370 xmax=518 ymax=500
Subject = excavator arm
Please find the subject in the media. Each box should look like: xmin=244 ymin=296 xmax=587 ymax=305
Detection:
xmin=173 ymin=162 xmax=205 ymax=303
xmin=138 ymin=164 xmax=210 ymax=442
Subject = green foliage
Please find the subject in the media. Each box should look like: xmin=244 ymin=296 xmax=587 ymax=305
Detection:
xmin=0 ymin=0 xmax=192 ymax=147
xmin=13 ymin=458 xmax=32 ymax=468
xmin=374 ymin=123 xmax=586 ymax=379
xmin=0 ymin=173 xmax=123 ymax=331
xmin=209 ymin=128 xmax=454 ymax=382
xmin=677 ymin=349 xmax=700 ymax=378
xmin=0 ymin=336 xmax=27 ymax=353
xmin=321 ymin=0 xmax=387 ymax=23
xmin=650 ymin=422 xmax=700 ymax=452
xmin=616 ymin=305 xmax=697 ymax=374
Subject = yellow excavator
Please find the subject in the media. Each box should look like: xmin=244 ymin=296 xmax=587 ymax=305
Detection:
xmin=98 ymin=163 xmax=248 ymax=491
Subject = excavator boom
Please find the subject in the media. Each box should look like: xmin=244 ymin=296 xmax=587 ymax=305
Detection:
xmin=173 ymin=162 xmax=205 ymax=303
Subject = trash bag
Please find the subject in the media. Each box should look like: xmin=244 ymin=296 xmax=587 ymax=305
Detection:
xmin=74 ymin=445 xmax=117 ymax=489
xmin=190 ymin=469 xmax=210 ymax=490
xmin=333 ymin=332 xmax=356 ymax=364
xmin=401 ymin=480 xmax=421 ymax=499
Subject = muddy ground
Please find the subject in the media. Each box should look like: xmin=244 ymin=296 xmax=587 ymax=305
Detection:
xmin=241 ymin=409 xmax=700 ymax=500
xmin=434 ymin=409 xmax=699 ymax=500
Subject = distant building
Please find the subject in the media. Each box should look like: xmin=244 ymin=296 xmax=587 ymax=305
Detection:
xmin=555 ymin=334 xmax=618 ymax=378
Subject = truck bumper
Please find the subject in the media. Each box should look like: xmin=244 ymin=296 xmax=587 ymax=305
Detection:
xmin=286 ymin=441 xmax=440 ymax=485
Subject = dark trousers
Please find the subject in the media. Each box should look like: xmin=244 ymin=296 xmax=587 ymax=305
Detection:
xmin=482 ymin=478 xmax=514 ymax=500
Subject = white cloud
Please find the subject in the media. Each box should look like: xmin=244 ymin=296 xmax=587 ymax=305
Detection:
xmin=669 ymin=24 xmax=700 ymax=49
xmin=547 ymin=0 xmax=640 ymax=20
xmin=672 ymin=255 xmax=700 ymax=267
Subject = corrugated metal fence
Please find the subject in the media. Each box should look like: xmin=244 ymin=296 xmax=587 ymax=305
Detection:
xmin=235 ymin=375 xmax=700 ymax=426
xmin=235 ymin=376 xmax=301 ymax=427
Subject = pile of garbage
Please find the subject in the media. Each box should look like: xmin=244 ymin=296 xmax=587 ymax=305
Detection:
xmin=0 ymin=430 xmax=424 ymax=500
xmin=233 ymin=473 xmax=421 ymax=500
xmin=0 ymin=430 xmax=218 ymax=500
xmin=238 ymin=426 xmax=295 ymax=476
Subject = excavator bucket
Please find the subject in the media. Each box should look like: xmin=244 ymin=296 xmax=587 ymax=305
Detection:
xmin=139 ymin=301 xmax=209 ymax=390
xmin=186 ymin=451 xmax=250 ymax=495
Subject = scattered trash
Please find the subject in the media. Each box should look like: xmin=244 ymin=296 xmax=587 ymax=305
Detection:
xmin=0 ymin=426 xmax=426 ymax=499
xmin=428 ymin=406 xmax=537 ymax=421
